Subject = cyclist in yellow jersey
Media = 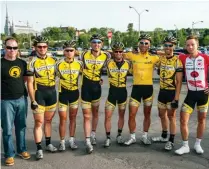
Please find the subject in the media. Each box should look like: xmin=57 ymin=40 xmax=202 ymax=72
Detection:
xmin=81 ymin=34 xmax=111 ymax=153
xmin=56 ymin=41 xmax=83 ymax=151
xmin=104 ymin=42 xmax=132 ymax=147
xmin=124 ymin=34 xmax=160 ymax=146
xmin=27 ymin=36 xmax=57 ymax=160
xmin=152 ymin=36 xmax=183 ymax=150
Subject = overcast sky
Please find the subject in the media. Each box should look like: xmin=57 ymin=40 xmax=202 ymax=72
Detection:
xmin=1 ymin=0 xmax=209 ymax=33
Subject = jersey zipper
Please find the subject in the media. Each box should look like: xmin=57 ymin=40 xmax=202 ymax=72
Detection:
xmin=192 ymin=58 xmax=197 ymax=91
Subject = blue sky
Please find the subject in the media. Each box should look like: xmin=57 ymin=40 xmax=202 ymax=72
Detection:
xmin=1 ymin=0 xmax=209 ymax=33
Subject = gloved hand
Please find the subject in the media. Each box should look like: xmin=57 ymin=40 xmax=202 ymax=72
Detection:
xmin=31 ymin=101 xmax=38 ymax=110
xmin=171 ymin=100 xmax=179 ymax=109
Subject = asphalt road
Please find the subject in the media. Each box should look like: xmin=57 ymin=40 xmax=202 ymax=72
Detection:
xmin=1 ymin=76 xmax=209 ymax=169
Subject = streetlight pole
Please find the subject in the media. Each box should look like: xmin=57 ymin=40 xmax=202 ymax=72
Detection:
xmin=174 ymin=24 xmax=179 ymax=47
xmin=192 ymin=21 xmax=203 ymax=35
xmin=129 ymin=6 xmax=149 ymax=37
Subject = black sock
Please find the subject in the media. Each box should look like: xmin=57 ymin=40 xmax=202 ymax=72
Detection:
xmin=161 ymin=130 xmax=168 ymax=138
xmin=117 ymin=129 xmax=122 ymax=136
xmin=45 ymin=137 xmax=51 ymax=146
xmin=106 ymin=132 xmax=110 ymax=139
xmin=36 ymin=142 xmax=42 ymax=150
xmin=169 ymin=134 xmax=175 ymax=143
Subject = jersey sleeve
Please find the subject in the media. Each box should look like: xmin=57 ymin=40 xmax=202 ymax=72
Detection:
xmin=78 ymin=60 xmax=84 ymax=72
xmin=152 ymin=55 xmax=160 ymax=66
xmin=27 ymin=57 xmax=35 ymax=76
xmin=176 ymin=58 xmax=183 ymax=72
xmin=21 ymin=59 xmax=29 ymax=76
xmin=123 ymin=52 xmax=133 ymax=60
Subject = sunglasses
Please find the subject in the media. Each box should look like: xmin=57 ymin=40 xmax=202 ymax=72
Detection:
xmin=91 ymin=40 xmax=102 ymax=44
xmin=139 ymin=42 xmax=149 ymax=45
xmin=6 ymin=46 xmax=18 ymax=50
xmin=164 ymin=44 xmax=173 ymax=47
xmin=114 ymin=51 xmax=123 ymax=53
xmin=37 ymin=45 xmax=48 ymax=49
xmin=65 ymin=49 xmax=74 ymax=52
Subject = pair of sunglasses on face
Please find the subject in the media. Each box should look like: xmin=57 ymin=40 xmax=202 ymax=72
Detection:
xmin=65 ymin=49 xmax=75 ymax=52
xmin=91 ymin=39 xmax=102 ymax=44
xmin=37 ymin=45 xmax=48 ymax=49
xmin=6 ymin=46 xmax=18 ymax=50
xmin=164 ymin=44 xmax=173 ymax=47
xmin=139 ymin=41 xmax=149 ymax=45
xmin=114 ymin=51 xmax=123 ymax=53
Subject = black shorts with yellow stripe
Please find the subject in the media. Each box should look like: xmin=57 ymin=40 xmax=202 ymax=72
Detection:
xmin=59 ymin=88 xmax=79 ymax=111
xmin=35 ymin=87 xmax=57 ymax=113
xmin=181 ymin=90 xmax=209 ymax=114
xmin=81 ymin=76 xmax=101 ymax=108
xmin=105 ymin=85 xmax=127 ymax=111
xmin=158 ymin=89 xmax=175 ymax=110
xmin=130 ymin=85 xmax=153 ymax=107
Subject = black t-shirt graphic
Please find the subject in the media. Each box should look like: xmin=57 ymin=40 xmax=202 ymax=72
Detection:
xmin=1 ymin=58 xmax=28 ymax=100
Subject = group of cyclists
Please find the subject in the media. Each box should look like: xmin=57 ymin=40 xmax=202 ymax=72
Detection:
xmin=1 ymin=33 xmax=208 ymax=166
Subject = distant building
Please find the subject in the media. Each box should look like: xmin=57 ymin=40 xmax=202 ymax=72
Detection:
xmin=4 ymin=5 xmax=38 ymax=36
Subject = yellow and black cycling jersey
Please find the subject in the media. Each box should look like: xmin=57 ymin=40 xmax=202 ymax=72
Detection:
xmin=107 ymin=59 xmax=131 ymax=87
xmin=56 ymin=58 xmax=83 ymax=92
xmin=81 ymin=50 xmax=111 ymax=82
xmin=27 ymin=56 xmax=56 ymax=90
xmin=159 ymin=55 xmax=183 ymax=90
xmin=124 ymin=52 xmax=159 ymax=85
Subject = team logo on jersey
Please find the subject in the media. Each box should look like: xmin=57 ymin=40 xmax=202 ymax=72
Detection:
xmin=190 ymin=71 xmax=199 ymax=78
xmin=197 ymin=60 xmax=203 ymax=67
xmin=9 ymin=66 xmax=21 ymax=78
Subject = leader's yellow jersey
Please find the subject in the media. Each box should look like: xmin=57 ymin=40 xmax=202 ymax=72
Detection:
xmin=159 ymin=55 xmax=183 ymax=90
xmin=56 ymin=58 xmax=83 ymax=91
xmin=125 ymin=52 xmax=159 ymax=85
xmin=81 ymin=50 xmax=111 ymax=82
xmin=107 ymin=59 xmax=131 ymax=87
xmin=27 ymin=56 xmax=56 ymax=90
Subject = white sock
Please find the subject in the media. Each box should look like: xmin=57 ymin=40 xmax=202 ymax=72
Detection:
xmin=131 ymin=133 xmax=136 ymax=139
xmin=69 ymin=137 xmax=74 ymax=142
xmin=183 ymin=140 xmax=189 ymax=146
xmin=142 ymin=132 xmax=148 ymax=138
xmin=195 ymin=138 xmax=201 ymax=146
xmin=86 ymin=137 xmax=91 ymax=144
xmin=91 ymin=131 xmax=96 ymax=137
xmin=60 ymin=139 xmax=65 ymax=143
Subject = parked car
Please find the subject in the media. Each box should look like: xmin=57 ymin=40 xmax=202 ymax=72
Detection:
xmin=1 ymin=48 xmax=5 ymax=58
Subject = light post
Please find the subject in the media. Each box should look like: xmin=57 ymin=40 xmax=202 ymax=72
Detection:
xmin=174 ymin=24 xmax=179 ymax=47
xmin=192 ymin=21 xmax=203 ymax=35
xmin=129 ymin=6 xmax=149 ymax=36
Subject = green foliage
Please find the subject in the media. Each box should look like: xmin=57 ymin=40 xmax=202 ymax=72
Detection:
xmin=2 ymin=24 xmax=209 ymax=49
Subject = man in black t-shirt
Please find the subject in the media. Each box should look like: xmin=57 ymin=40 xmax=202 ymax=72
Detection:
xmin=1 ymin=37 xmax=31 ymax=166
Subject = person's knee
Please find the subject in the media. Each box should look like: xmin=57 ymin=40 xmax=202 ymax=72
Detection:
xmin=180 ymin=116 xmax=187 ymax=126
xmin=159 ymin=111 xmax=166 ymax=119
xmin=198 ymin=114 xmax=207 ymax=124
xmin=83 ymin=112 xmax=91 ymax=121
xmin=35 ymin=119 xmax=43 ymax=128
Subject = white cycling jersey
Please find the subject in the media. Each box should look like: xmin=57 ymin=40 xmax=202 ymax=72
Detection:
xmin=179 ymin=53 xmax=209 ymax=91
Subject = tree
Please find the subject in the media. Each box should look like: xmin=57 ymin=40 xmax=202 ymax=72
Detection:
xmin=203 ymin=35 xmax=209 ymax=46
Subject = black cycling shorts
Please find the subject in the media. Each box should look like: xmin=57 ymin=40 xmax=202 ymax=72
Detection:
xmin=131 ymin=85 xmax=153 ymax=104
xmin=158 ymin=89 xmax=175 ymax=105
xmin=35 ymin=88 xmax=57 ymax=109
xmin=107 ymin=86 xmax=127 ymax=106
xmin=81 ymin=76 xmax=101 ymax=103
xmin=59 ymin=89 xmax=79 ymax=106
xmin=181 ymin=90 xmax=209 ymax=114
xmin=158 ymin=89 xmax=175 ymax=109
